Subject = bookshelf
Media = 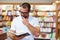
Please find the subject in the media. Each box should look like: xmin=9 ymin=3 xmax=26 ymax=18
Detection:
xmin=34 ymin=4 xmax=56 ymax=39
xmin=0 ymin=5 xmax=13 ymax=27
xmin=0 ymin=5 xmax=13 ymax=39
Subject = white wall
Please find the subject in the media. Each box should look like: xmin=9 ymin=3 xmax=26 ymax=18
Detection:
xmin=0 ymin=0 xmax=52 ymax=3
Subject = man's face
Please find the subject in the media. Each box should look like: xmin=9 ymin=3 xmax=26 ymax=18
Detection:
xmin=20 ymin=7 xmax=29 ymax=18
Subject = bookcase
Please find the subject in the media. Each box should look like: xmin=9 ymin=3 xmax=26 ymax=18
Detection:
xmin=34 ymin=4 xmax=56 ymax=40
xmin=0 ymin=5 xmax=13 ymax=40
xmin=0 ymin=3 xmax=57 ymax=40
xmin=56 ymin=1 xmax=60 ymax=39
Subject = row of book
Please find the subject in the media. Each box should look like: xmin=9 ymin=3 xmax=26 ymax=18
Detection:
xmin=0 ymin=10 xmax=56 ymax=16
xmin=37 ymin=12 xmax=56 ymax=16
xmin=39 ymin=23 xmax=56 ymax=28
xmin=0 ymin=15 xmax=13 ymax=21
xmin=58 ymin=18 xmax=60 ymax=22
xmin=58 ymin=5 xmax=60 ymax=10
xmin=0 ymin=27 xmax=9 ymax=34
xmin=38 ymin=17 xmax=56 ymax=22
xmin=38 ymin=32 xmax=56 ymax=38
xmin=40 ymin=28 xmax=55 ymax=33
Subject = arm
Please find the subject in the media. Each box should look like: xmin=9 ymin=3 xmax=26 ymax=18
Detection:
xmin=22 ymin=17 xmax=40 ymax=37
xmin=8 ymin=30 xmax=25 ymax=40
xmin=8 ymin=18 xmax=25 ymax=40
xmin=26 ymin=24 xmax=40 ymax=37
xmin=8 ymin=18 xmax=19 ymax=40
xmin=8 ymin=30 xmax=19 ymax=40
xmin=8 ymin=30 xmax=17 ymax=40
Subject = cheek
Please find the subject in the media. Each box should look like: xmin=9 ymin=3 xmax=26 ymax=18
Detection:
xmin=21 ymin=14 xmax=24 ymax=16
xmin=21 ymin=14 xmax=29 ymax=17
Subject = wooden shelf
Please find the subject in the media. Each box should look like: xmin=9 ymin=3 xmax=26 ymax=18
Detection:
xmin=39 ymin=21 xmax=55 ymax=23
xmin=0 ymin=33 xmax=7 ymax=40
xmin=34 ymin=37 xmax=50 ymax=40
xmin=58 ymin=10 xmax=60 ymax=11
xmin=2 ymin=10 xmax=6 ymax=12
xmin=35 ymin=10 xmax=56 ymax=12
xmin=0 ymin=20 xmax=9 ymax=22
xmin=33 ymin=15 xmax=56 ymax=17
xmin=58 ymin=22 xmax=60 ymax=24
xmin=1 ymin=14 xmax=19 ymax=16
xmin=40 ymin=27 xmax=56 ymax=29
xmin=1 ymin=15 xmax=13 ymax=16
xmin=13 ymin=15 xmax=19 ymax=16
xmin=40 ymin=32 xmax=51 ymax=34
xmin=58 ymin=27 xmax=60 ymax=29
xmin=58 ymin=29 xmax=60 ymax=37
xmin=58 ymin=28 xmax=60 ymax=30
xmin=58 ymin=16 xmax=60 ymax=18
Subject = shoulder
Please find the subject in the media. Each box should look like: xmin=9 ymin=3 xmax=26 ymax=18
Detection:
xmin=29 ymin=16 xmax=39 ymax=22
xmin=30 ymin=16 xmax=39 ymax=20
xmin=14 ymin=16 xmax=22 ymax=20
xmin=29 ymin=16 xmax=35 ymax=20
xmin=12 ymin=16 xmax=22 ymax=22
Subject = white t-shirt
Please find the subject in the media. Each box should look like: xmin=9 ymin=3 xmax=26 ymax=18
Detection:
xmin=10 ymin=15 xmax=40 ymax=40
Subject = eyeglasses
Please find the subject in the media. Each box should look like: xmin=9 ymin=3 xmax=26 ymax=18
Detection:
xmin=20 ymin=11 xmax=28 ymax=14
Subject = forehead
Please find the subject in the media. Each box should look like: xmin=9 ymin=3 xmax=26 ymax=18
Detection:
xmin=20 ymin=7 xmax=28 ymax=12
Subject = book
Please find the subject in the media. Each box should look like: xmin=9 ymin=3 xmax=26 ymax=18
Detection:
xmin=15 ymin=33 xmax=30 ymax=37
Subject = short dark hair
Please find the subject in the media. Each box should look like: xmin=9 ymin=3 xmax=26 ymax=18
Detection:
xmin=21 ymin=2 xmax=31 ymax=12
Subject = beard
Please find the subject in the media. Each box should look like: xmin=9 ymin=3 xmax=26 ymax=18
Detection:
xmin=22 ymin=15 xmax=29 ymax=19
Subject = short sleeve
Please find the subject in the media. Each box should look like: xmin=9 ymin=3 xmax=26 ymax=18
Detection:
xmin=33 ymin=18 xmax=40 ymax=27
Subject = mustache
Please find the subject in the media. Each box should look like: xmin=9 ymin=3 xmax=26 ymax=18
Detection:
xmin=23 ymin=16 xmax=28 ymax=18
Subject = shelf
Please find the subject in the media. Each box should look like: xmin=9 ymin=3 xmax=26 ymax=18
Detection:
xmin=0 ymin=26 xmax=3 ymax=28
xmin=58 ymin=27 xmax=60 ymax=29
xmin=40 ymin=27 xmax=56 ymax=29
xmin=58 ymin=10 xmax=60 ymax=11
xmin=13 ymin=15 xmax=19 ymax=16
xmin=0 ymin=15 xmax=2 ymax=16
xmin=58 ymin=22 xmax=60 ymax=24
xmin=3 ymin=19 xmax=12 ymax=21
xmin=0 ymin=15 xmax=19 ymax=17
xmin=0 ymin=33 xmax=7 ymax=40
xmin=58 ymin=16 xmax=60 ymax=18
xmin=0 ymin=20 xmax=3 ymax=21
xmin=58 ymin=29 xmax=60 ymax=36
xmin=1 ymin=15 xmax=19 ymax=16
xmin=34 ymin=37 xmax=50 ymax=39
xmin=40 ymin=32 xmax=51 ymax=34
xmin=0 ymin=15 xmax=12 ymax=16
xmin=36 ymin=10 xmax=56 ymax=12
xmin=0 ymin=32 xmax=5 ymax=35
xmin=33 ymin=15 xmax=55 ymax=17
xmin=2 ymin=10 xmax=6 ymax=12
xmin=14 ymin=9 xmax=19 ymax=11
xmin=0 ymin=20 xmax=9 ymax=22
xmin=39 ymin=21 xmax=55 ymax=23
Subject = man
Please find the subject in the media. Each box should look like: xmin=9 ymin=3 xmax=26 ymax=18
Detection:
xmin=8 ymin=2 xmax=40 ymax=40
